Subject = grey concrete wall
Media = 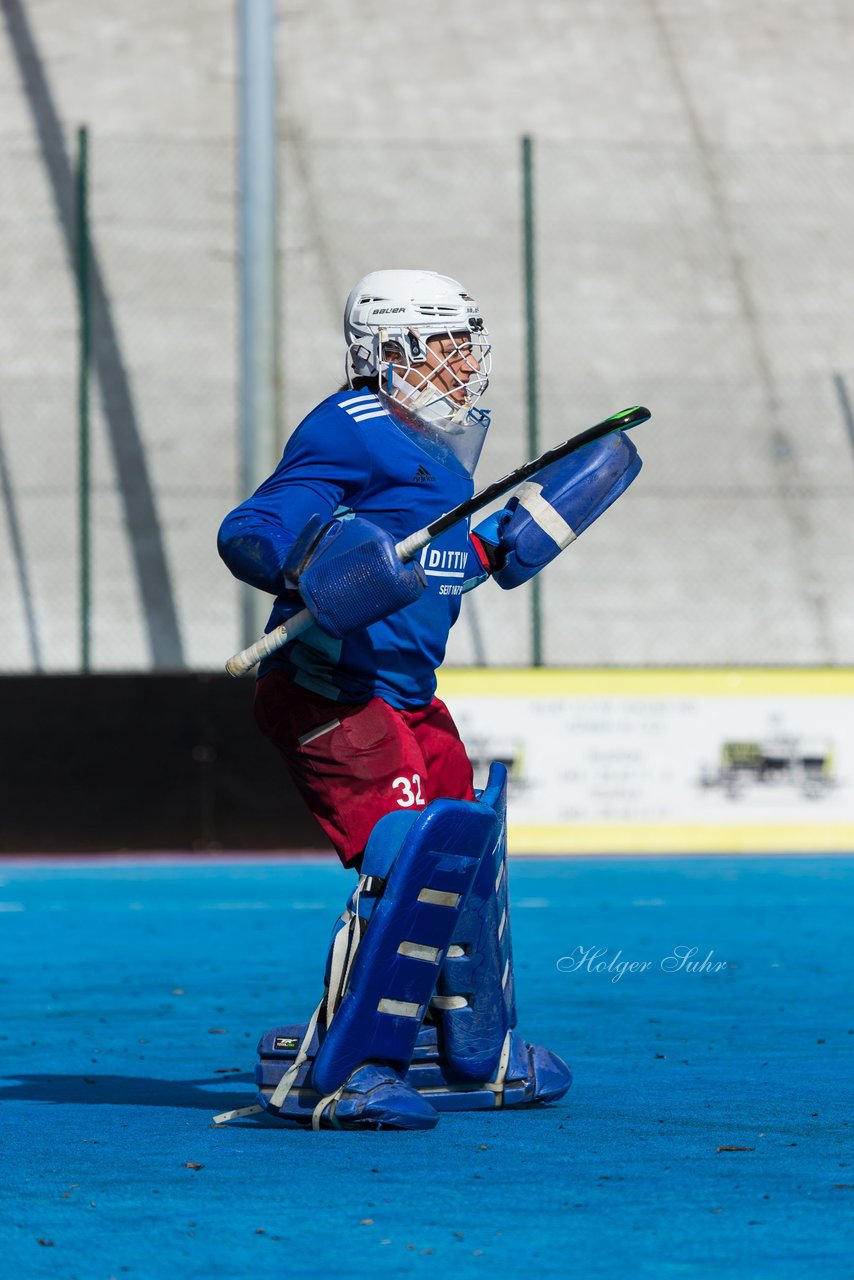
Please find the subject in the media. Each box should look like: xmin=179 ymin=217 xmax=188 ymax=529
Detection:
xmin=2 ymin=0 xmax=853 ymax=670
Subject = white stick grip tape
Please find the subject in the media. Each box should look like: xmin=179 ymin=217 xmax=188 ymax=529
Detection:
xmin=394 ymin=527 xmax=432 ymax=562
xmin=224 ymin=607 xmax=313 ymax=677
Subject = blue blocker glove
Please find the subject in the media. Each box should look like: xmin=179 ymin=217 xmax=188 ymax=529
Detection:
xmin=473 ymin=432 xmax=641 ymax=590
xmin=283 ymin=514 xmax=427 ymax=638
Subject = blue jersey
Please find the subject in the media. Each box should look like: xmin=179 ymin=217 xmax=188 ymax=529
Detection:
xmin=218 ymin=389 xmax=485 ymax=709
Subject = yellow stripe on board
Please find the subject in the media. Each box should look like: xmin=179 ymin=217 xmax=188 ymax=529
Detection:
xmin=509 ymin=823 xmax=854 ymax=856
xmin=438 ymin=667 xmax=854 ymax=699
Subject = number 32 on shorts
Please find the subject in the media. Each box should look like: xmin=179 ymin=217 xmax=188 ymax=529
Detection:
xmin=392 ymin=773 xmax=425 ymax=808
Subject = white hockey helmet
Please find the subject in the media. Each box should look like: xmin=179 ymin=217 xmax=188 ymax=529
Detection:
xmin=344 ymin=269 xmax=491 ymax=471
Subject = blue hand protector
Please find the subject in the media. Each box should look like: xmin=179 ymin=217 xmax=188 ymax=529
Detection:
xmin=283 ymin=514 xmax=427 ymax=638
xmin=472 ymin=432 xmax=641 ymax=590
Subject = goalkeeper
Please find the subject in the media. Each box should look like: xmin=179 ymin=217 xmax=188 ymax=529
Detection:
xmin=217 ymin=269 xmax=642 ymax=1131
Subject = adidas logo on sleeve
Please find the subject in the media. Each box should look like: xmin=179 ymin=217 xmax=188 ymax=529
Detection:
xmin=413 ymin=465 xmax=435 ymax=483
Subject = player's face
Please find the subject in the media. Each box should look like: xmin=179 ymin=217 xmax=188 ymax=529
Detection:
xmin=424 ymin=332 xmax=478 ymax=404
xmin=387 ymin=331 xmax=479 ymax=406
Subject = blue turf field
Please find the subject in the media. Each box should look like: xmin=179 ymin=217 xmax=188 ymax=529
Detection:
xmin=1 ymin=855 xmax=853 ymax=1279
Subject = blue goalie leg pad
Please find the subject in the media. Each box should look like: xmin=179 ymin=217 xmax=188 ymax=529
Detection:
xmin=255 ymin=795 xmax=500 ymax=1128
xmin=429 ymin=760 xmax=517 ymax=1082
xmin=423 ymin=759 xmax=572 ymax=1103
xmin=255 ymin=763 xmax=571 ymax=1122
xmin=311 ymin=797 xmax=500 ymax=1095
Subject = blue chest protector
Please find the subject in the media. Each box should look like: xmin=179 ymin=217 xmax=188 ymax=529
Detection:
xmin=218 ymin=390 xmax=479 ymax=708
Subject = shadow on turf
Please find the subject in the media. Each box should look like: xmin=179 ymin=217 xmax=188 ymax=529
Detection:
xmin=0 ymin=1074 xmax=567 ymax=1130
xmin=0 ymin=1073 xmax=429 ymax=1130
xmin=0 ymin=1072 xmax=258 ymax=1111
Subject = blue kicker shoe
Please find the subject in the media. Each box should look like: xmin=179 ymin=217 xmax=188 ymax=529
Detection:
xmin=255 ymin=1052 xmax=439 ymax=1130
xmin=254 ymin=1021 xmax=438 ymax=1130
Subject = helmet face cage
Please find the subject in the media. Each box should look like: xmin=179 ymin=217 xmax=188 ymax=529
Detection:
xmin=377 ymin=320 xmax=492 ymax=429
xmin=344 ymin=270 xmax=492 ymax=433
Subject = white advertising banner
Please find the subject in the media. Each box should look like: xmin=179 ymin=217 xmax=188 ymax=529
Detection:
xmin=436 ymin=669 xmax=854 ymax=854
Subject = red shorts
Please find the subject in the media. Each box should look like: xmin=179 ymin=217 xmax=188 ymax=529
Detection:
xmin=254 ymin=669 xmax=475 ymax=868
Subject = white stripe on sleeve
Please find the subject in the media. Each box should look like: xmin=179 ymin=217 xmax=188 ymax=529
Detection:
xmin=340 ymin=394 xmax=377 ymax=409
xmin=351 ymin=409 xmax=389 ymax=422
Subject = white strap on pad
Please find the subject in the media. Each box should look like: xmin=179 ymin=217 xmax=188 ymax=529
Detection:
xmin=514 ymin=481 xmax=578 ymax=550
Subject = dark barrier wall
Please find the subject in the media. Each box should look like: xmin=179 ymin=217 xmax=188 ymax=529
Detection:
xmin=0 ymin=675 xmax=331 ymax=854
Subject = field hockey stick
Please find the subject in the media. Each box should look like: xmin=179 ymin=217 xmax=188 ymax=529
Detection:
xmin=225 ymin=404 xmax=650 ymax=677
